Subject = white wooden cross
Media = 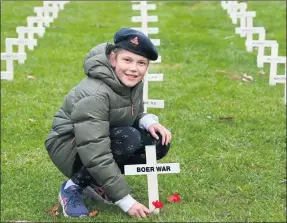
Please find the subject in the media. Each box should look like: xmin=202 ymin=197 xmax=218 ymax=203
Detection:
xmin=233 ymin=11 xmax=256 ymax=38
xmin=43 ymin=1 xmax=70 ymax=11
xmin=16 ymin=26 xmax=45 ymax=48
xmin=248 ymin=40 xmax=278 ymax=68
xmin=235 ymin=26 xmax=266 ymax=52
xmin=226 ymin=1 xmax=239 ymax=15
xmin=34 ymin=6 xmax=59 ymax=22
xmin=1 ymin=52 xmax=26 ymax=81
xmin=1 ymin=35 xmax=28 ymax=81
xmin=228 ymin=2 xmax=247 ymax=24
xmin=263 ymin=55 xmax=286 ymax=86
xmin=5 ymin=37 xmax=36 ymax=53
xmin=261 ymin=44 xmax=286 ymax=104
xmin=265 ymin=57 xmax=286 ymax=104
xmin=131 ymin=1 xmax=164 ymax=112
xmin=124 ymin=145 xmax=180 ymax=214
xmin=27 ymin=16 xmax=53 ymax=28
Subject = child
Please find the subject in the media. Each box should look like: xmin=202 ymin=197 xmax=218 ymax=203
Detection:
xmin=45 ymin=28 xmax=172 ymax=218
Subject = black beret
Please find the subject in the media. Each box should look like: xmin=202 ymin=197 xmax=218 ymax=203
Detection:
xmin=113 ymin=28 xmax=158 ymax=61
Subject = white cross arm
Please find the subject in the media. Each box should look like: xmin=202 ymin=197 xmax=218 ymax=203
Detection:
xmin=132 ymin=15 xmax=158 ymax=23
xmin=5 ymin=38 xmax=37 ymax=51
xmin=1 ymin=52 xmax=27 ymax=64
xmin=144 ymin=99 xmax=164 ymax=108
xmin=151 ymin=39 xmax=160 ymax=46
xmin=271 ymin=75 xmax=286 ymax=84
xmin=34 ymin=6 xmax=59 ymax=20
xmin=144 ymin=73 xmax=163 ymax=81
xmin=262 ymin=56 xmax=286 ymax=64
xmin=233 ymin=11 xmax=256 ymax=19
xmin=235 ymin=27 xmax=265 ymax=35
xmin=16 ymin=26 xmax=45 ymax=38
xmin=124 ymin=163 xmax=180 ymax=175
xmin=43 ymin=1 xmax=69 ymax=10
xmin=27 ymin=16 xmax=53 ymax=28
xmin=131 ymin=27 xmax=159 ymax=35
xmin=246 ymin=40 xmax=277 ymax=48
xmin=1 ymin=71 xmax=13 ymax=81
xmin=132 ymin=4 xmax=156 ymax=10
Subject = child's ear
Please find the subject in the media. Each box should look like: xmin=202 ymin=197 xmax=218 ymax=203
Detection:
xmin=110 ymin=52 xmax=116 ymax=68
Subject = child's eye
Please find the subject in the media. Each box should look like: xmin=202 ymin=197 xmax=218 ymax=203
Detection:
xmin=124 ymin=58 xmax=131 ymax=62
xmin=139 ymin=61 xmax=147 ymax=65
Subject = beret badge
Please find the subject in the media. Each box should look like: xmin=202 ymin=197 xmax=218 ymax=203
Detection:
xmin=130 ymin=36 xmax=139 ymax=47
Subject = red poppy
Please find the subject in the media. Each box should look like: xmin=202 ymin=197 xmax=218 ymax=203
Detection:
xmin=168 ymin=193 xmax=181 ymax=202
xmin=152 ymin=200 xmax=164 ymax=209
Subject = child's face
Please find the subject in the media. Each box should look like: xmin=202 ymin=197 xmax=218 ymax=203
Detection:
xmin=110 ymin=49 xmax=149 ymax=87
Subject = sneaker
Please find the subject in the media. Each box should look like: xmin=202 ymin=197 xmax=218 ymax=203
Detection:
xmin=58 ymin=181 xmax=89 ymax=217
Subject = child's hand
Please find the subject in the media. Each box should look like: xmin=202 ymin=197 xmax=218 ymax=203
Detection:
xmin=148 ymin=123 xmax=172 ymax=145
xmin=127 ymin=202 xmax=151 ymax=218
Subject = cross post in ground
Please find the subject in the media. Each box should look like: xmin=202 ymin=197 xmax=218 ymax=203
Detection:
xmin=124 ymin=145 xmax=180 ymax=214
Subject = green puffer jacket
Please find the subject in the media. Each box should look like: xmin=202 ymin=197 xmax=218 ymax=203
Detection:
xmin=45 ymin=42 xmax=147 ymax=202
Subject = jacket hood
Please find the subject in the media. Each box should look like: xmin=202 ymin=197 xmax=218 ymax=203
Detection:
xmin=83 ymin=42 xmax=133 ymax=96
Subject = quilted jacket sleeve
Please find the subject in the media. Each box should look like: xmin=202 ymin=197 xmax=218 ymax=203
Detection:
xmin=71 ymin=95 xmax=131 ymax=202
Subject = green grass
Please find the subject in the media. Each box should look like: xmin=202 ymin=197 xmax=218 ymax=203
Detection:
xmin=1 ymin=1 xmax=286 ymax=222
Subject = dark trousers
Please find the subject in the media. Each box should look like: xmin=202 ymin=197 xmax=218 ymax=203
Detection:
xmin=71 ymin=127 xmax=170 ymax=188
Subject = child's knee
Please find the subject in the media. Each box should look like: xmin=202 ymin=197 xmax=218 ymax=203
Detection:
xmin=156 ymin=143 xmax=171 ymax=160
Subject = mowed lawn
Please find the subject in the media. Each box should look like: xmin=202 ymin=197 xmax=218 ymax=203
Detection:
xmin=1 ymin=1 xmax=286 ymax=222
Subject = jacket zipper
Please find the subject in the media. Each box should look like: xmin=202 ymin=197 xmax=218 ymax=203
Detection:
xmin=131 ymin=91 xmax=134 ymax=116
xmin=130 ymin=86 xmax=139 ymax=116
xmin=131 ymin=104 xmax=134 ymax=116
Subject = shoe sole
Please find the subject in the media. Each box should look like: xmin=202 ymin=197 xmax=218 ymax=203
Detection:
xmin=58 ymin=193 xmax=88 ymax=218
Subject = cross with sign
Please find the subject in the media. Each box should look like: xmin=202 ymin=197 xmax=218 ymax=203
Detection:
xmin=235 ymin=26 xmax=266 ymax=52
xmin=131 ymin=1 xmax=164 ymax=112
xmin=234 ymin=11 xmax=256 ymax=38
xmin=124 ymin=145 xmax=180 ymax=214
xmin=1 ymin=52 xmax=26 ymax=81
xmin=250 ymin=40 xmax=278 ymax=68
xmin=1 ymin=35 xmax=28 ymax=81
xmin=228 ymin=2 xmax=247 ymax=24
